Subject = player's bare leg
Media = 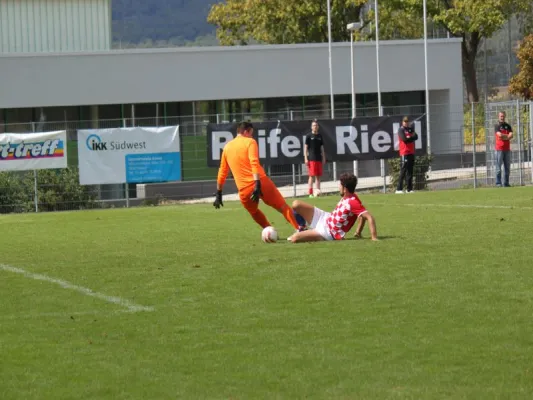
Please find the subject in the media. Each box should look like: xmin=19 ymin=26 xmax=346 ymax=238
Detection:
xmin=315 ymin=176 xmax=321 ymax=195
xmin=277 ymin=204 xmax=300 ymax=230
xmin=308 ymin=175 xmax=314 ymax=196
xmin=291 ymin=200 xmax=315 ymax=225
xmin=288 ymin=229 xmax=326 ymax=243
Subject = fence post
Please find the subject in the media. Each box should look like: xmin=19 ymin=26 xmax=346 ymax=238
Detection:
xmin=378 ymin=105 xmax=386 ymax=192
xmin=517 ymin=99 xmax=523 ymax=186
xmin=123 ymin=117 xmax=130 ymax=208
xmin=31 ymin=122 xmax=39 ymax=212
xmin=290 ymin=110 xmax=297 ymax=198
xmin=471 ymin=102 xmax=477 ymax=189
xmin=528 ymin=101 xmax=533 ymax=183
xmin=33 ymin=170 xmax=38 ymax=212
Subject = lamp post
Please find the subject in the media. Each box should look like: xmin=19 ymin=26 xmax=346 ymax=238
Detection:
xmin=347 ymin=22 xmax=362 ymax=119
xmin=374 ymin=0 xmax=386 ymax=192
xmin=347 ymin=21 xmax=362 ymax=176
xmin=326 ymin=0 xmax=337 ymax=181
xmin=423 ymin=0 xmax=431 ymax=156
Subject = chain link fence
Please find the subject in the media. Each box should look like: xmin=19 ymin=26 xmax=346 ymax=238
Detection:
xmin=0 ymin=101 xmax=531 ymax=213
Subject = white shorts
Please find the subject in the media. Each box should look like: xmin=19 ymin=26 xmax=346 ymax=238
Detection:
xmin=310 ymin=207 xmax=334 ymax=241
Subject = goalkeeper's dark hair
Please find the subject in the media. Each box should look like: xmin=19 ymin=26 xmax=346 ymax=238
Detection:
xmin=237 ymin=121 xmax=254 ymax=133
xmin=340 ymin=173 xmax=358 ymax=193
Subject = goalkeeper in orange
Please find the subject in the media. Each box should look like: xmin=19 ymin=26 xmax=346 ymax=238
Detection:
xmin=213 ymin=121 xmax=300 ymax=231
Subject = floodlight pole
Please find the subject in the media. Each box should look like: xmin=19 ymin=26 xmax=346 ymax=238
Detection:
xmin=327 ymin=0 xmax=337 ymax=181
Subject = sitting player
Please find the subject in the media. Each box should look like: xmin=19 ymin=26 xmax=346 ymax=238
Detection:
xmin=288 ymin=173 xmax=378 ymax=243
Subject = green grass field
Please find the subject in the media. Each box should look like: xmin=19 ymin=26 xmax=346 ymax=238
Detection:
xmin=1 ymin=187 xmax=533 ymax=399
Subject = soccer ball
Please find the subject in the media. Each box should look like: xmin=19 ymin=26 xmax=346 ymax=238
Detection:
xmin=314 ymin=189 xmax=322 ymax=197
xmin=261 ymin=226 xmax=278 ymax=243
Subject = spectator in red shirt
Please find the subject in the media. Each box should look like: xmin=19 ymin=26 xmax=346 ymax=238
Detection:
xmin=396 ymin=116 xmax=418 ymax=194
xmin=494 ymin=111 xmax=513 ymax=187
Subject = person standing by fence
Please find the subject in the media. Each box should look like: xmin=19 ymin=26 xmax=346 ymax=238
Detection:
xmin=304 ymin=120 xmax=326 ymax=198
xmin=396 ymin=116 xmax=418 ymax=194
xmin=494 ymin=111 xmax=513 ymax=187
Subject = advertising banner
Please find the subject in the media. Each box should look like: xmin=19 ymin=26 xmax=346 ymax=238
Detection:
xmin=78 ymin=126 xmax=181 ymax=185
xmin=0 ymin=131 xmax=67 ymax=171
xmin=207 ymin=115 xmax=426 ymax=167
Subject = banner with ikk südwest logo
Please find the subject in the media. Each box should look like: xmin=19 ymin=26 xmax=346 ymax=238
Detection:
xmin=77 ymin=126 xmax=182 ymax=185
xmin=0 ymin=131 xmax=67 ymax=171
xmin=207 ymin=115 xmax=426 ymax=167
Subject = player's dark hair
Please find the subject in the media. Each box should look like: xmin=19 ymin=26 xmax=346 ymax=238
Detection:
xmin=237 ymin=121 xmax=254 ymax=133
xmin=340 ymin=173 xmax=358 ymax=193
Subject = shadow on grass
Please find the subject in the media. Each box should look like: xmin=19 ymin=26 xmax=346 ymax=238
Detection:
xmin=276 ymin=235 xmax=400 ymax=244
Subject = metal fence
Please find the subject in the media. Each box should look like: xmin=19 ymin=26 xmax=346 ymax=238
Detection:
xmin=0 ymin=101 xmax=531 ymax=213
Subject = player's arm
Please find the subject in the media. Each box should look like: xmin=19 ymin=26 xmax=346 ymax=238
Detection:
xmin=216 ymin=150 xmax=229 ymax=191
xmin=353 ymin=216 xmax=365 ymax=239
xmin=355 ymin=211 xmax=378 ymax=241
xmin=398 ymin=127 xmax=409 ymax=142
xmin=248 ymin=140 xmax=263 ymax=202
xmin=495 ymin=124 xmax=505 ymax=139
xmin=214 ymin=150 xmax=229 ymax=208
xmin=321 ymin=144 xmax=326 ymax=164
xmin=507 ymin=125 xmax=514 ymax=140
xmin=399 ymin=127 xmax=416 ymax=143
xmin=304 ymin=136 xmax=309 ymax=165
xmin=410 ymin=127 xmax=419 ymax=141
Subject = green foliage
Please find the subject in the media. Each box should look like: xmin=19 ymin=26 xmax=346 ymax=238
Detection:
xmin=207 ymin=0 xmax=527 ymax=103
xmin=0 ymin=169 xmax=98 ymax=214
xmin=509 ymin=34 xmax=533 ymax=101
xmin=428 ymin=0 xmax=529 ymax=103
xmin=36 ymin=169 xmax=99 ymax=212
xmin=463 ymin=103 xmax=487 ymax=145
xmin=0 ymin=172 xmax=34 ymax=214
xmin=388 ymin=154 xmax=433 ymax=192
xmin=207 ymin=0 xmax=367 ymax=45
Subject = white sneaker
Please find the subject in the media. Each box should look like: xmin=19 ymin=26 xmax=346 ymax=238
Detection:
xmin=395 ymin=190 xmax=404 ymax=194
xmin=407 ymin=190 xmax=415 ymax=193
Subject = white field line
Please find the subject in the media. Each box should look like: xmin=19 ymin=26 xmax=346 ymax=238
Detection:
xmin=0 ymin=265 xmax=154 ymax=313
xmin=365 ymin=202 xmax=533 ymax=210
xmin=1 ymin=309 xmax=143 ymax=321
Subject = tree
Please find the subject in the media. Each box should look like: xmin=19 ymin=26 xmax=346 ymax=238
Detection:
xmin=207 ymin=0 xmax=367 ymax=45
xmin=208 ymin=0 xmax=530 ymax=103
xmin=509 ymin=34 xmax=533 ymax=100
xmin=428 ymin=0 xmax=530 ymax=103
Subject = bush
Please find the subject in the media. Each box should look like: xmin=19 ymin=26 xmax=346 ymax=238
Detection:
xmin=463 ymin=103 xmax=486 ymax=145
xmin=0 ymin=168 xmax=98 ymax=214
xmin=388 ymin=154 xmax=433 ymax=192
xmin=0 ymin=172 xmax=34 ymax=214
xmin=36 ymin=169 xmax=99 ymax=212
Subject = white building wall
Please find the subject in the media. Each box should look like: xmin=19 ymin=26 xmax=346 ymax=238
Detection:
xmin=0 ymin=39 xmax=463 ymax=153
xmin=0 ymin=0 xmax=111 ymax=53
xmin=0 ymin=39 xmax=462 ymax=108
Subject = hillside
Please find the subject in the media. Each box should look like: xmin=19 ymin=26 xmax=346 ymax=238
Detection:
xmin=111 ymin=0 xmax=219 ymax=47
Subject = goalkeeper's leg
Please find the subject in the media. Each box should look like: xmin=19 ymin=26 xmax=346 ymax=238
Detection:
xmin=260 ymin=178 xmax=299 ymax=230
xmin=240 ymin=190 xmax=270 ymax=228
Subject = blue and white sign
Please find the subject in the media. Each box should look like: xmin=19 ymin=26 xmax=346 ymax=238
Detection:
xmin=77 ymin=126 xmax=181 ymax=185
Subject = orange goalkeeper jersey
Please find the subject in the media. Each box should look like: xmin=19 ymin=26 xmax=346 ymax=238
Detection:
xmin=217 ymin=135 xmax=267 ymax=190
